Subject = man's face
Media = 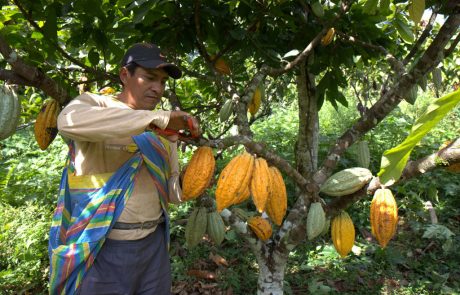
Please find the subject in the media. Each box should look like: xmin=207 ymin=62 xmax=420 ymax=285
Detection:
xmin=121 ymin=66 xmax=169 ymax=110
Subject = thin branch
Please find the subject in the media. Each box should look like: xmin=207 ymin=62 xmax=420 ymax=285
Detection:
xmin=313 ymin=12 xmax=460 ymax=188
xmin=403 ymin=11 xmax=438 ymax=65
xmin=444 ymin=30 xmax=460 ymax=58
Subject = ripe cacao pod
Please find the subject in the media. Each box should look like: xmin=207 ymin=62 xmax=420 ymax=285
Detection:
xmin=207 ymin=210 xmax=226 ymax=246
xmin=34 ymin=99 xmax=59 ymax=150
xmin=250 ymin=157 xmax=271 ymax=213
xmin=185 ymin=207 xmax=208 ymax=248
xmin=331 ymin=211 xmax=355 ymax=258
xmin=356 ymin=141 xmax=370 ymax=169
xmin=248 ymin=216 xmax=272 ymax=241
xmin=306 ymin=202 xmax=326 ymax=240
xmin=370 ymin=188 xmax=398 ymax=248
xmin=265 ymin=166 xmax=287 ymax=226
xmin=234 ymin=185 xmax=251 ymax=205
xmin=215 ymin=152 xmax=255 ymax=211
xmin=211 ymin=55 xmax=231 ymax=75
xmin=321 ymin=27 xmax=335 ymax=46
xmin=0 ymin=84 xmax=21 ymax=141
xmin=248 ymin=86 xmax=262 ymax=116
xmin=320 ymin=167 xmax=373 ymax=197
xmin=182 ymin=147 xmax=215 ymax=201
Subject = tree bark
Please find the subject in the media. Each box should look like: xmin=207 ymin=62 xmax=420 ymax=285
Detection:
xmin=256 ymin=248 xmax=288 ymax=295
xmin=295 ymin=61 xmax=319 ymax=179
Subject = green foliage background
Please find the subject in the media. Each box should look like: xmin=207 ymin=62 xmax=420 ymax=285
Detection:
xmin=1 ymin=89 xmax=459 ymax=294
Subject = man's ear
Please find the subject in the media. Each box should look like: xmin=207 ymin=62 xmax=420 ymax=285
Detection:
xmin=119 ymin=67 xmax=129 ymax=85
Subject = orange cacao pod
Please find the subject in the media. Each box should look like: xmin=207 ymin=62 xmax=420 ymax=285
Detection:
xmin=182 ymin=147 xmax=215 ymax=201
xmin=370 ymin=188 xmax=398 ymax=248
xmin=331 ymin=211 xmax=355 ymax=258
xmin=250 ymin=157 xmax=271 ymax=213
xmin=265 ymin=166 xmax=287 ymax=226
xmin=34 ymin=99 xmax=59 ymax=150
xmin=215 ymin=152 xmax=255 ymax=212
xmin=211 ymin=55 xmax=231 ymax=75
xmin=248 ymin=216 xmax=272 ymax=241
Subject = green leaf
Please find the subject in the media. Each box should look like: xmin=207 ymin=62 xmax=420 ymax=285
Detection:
xmin=408 ymin=0 xmax=425 ymax=25
xmin=88 ymin=48 xmax=100 ymax=66
xmin=42 ymin=5 xmax=57 ymax=42
xmin=378 ymin=90 xmax=460 ymax=185
xmin=363 ymin=0 xmax=379 ymax=15
xmin=394 ymin=17 xmax=414 ymax=43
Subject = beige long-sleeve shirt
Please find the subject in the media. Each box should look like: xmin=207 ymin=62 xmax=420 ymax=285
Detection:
xmin=57 ymin=92 xmax=182 ymax=240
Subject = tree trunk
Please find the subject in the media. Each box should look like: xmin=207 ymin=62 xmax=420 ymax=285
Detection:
xmin=295 ymin=60 xmax=319 ymax=179
xmin=256 ymin=246 xmax=289 ymax=295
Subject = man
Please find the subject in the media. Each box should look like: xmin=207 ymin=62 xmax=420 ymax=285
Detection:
xmin=49 ymin=43 xmax=199 ymax=294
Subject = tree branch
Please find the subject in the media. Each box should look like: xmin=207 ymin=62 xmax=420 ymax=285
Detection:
xmin=313 ymin=12 xmax=460 ymax=187
xmin=0 ymin=35 xmax=71 ymax=105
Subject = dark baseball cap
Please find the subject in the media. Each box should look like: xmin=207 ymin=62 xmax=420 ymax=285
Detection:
xmin=121 ymin=43 xmax=182 ymax=79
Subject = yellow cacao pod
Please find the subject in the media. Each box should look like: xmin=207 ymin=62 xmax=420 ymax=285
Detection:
xmin=370 ymin=188 xmax=398 ymax=248
xmin=207 ymin=210 xmax=226 ymax=246
xmin=182 ymin=147 xmax=215 ymax=201
xmin=265 ymin=166 xmax=287 ymax=226
xmin=34 ymin=99 xmax=59 ymax=150
xmin=331 ymin=211 xmax=355 ymax=258
xmin=215 ymin=152 xmax=255 ymax=212
xmin=321 ymin=27 xmax=335 ymax=46
xmin=248 ymin=216 xmax=272 ymax=241
xmin=306 ymin=202 xmax=326 ymax=240
xmin=211 ymin=55 xmax=231 ymax=75
xmin=185 ymin=207 xmax=208 ymax=248
xmin=250 ymin=157 xmax=271 ymax=213
xmin=320 ymin=167 xmax=373 ymax=197
xmin=248 ymin=87 xmax=262 ymax=116
xmin=233 ymin=185 xmax=251 ymax=205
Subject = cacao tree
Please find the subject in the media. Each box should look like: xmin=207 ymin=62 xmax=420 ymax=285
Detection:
xmin=0 ymin=0 xmax=459 ymax=294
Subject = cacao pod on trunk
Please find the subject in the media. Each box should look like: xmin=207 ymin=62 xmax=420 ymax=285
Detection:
xmin=331 ymin=211 xmax=355 ymax=258
xmin=250 ymin=157 xmax=271 ymax=213
xmin=248 ymin=216 xmax=272 ymax=241
xmin=306 ymin=202 xmax=326 ymax=240
xmin=182 ymin=146 xmax=215 ymax=201
xmin=0 ymin=84 xmax=21 ymax=141
xmin=207 ymin=210 xmax=226 ymax=246
xmin=248 ymin=86 xmax=262 ymax=116
xmin=320 ymin=167 xmax=373 ymax=197
xmin=185 ymin=207 xmax=208 ymax=248
xmin=265 ymin=166 xmax=287 ymax=226
xmin=34 ymin=99 xmax=59 ymax=150
xmin=370 ymin=188 xmax=398 ymax=248
xmin=215 ymin=152 xmax=254 ymax=212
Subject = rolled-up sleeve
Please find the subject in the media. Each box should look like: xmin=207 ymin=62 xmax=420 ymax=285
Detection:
xmin=57 ymin=93 xmax=172 ymax=142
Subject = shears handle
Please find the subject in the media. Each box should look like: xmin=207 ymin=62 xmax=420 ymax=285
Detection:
xmin=153 ymin=116 xmax=200 ymax=140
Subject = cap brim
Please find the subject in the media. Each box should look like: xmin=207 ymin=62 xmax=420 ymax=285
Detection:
xmin=135 ymin=60 xmax=182 ymax=79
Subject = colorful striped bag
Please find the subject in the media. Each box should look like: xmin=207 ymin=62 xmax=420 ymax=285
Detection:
xmin=48 ymin=131 xmax=171 ymax=294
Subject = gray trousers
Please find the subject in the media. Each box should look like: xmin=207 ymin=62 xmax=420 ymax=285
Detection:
xmin=78 ymin=223 xmax=171 ymax=295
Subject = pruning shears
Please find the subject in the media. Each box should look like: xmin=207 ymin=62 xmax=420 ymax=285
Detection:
xmin=152 ymin=115 xmax=201 ymax=141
